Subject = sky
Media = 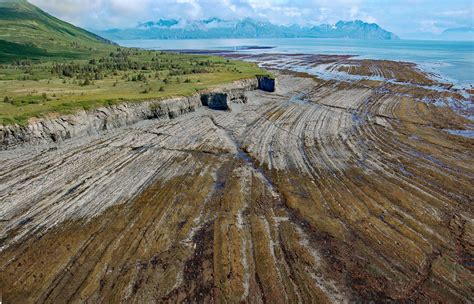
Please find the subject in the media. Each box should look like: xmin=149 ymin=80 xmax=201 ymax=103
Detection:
xmin=30 ymin=0 xmax=474 ymax=38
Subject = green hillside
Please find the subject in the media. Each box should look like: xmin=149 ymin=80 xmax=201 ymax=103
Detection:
xmin=0 ymin=0 xmax=115 ymax=62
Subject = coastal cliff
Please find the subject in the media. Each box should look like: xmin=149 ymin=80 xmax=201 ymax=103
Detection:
xmin=0 ymin=78 xmax=261 ymax=149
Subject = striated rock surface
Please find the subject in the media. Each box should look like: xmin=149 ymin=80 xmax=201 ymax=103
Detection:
xmin=0 ymin=78 xmax=258 ymax=149
xmin=0 ymin=68 xmax=473 ymax=302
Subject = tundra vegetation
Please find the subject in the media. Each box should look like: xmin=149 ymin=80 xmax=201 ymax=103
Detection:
xmin=0 ymin=50 xmax=265 ymax=125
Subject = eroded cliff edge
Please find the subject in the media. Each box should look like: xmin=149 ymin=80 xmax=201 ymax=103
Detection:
xmin=0 ymin=76 xmax=275 ymax=149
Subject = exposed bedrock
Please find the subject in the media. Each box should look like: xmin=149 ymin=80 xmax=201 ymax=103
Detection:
xmin=0 ymin=72 xmax=473 ymax=303
xmin=201 ymin=92 xmax=228 ymax=110
xmin=0 ymin=96 xmax=201 ymax=149
xmin=0 ymin=78 xmax=258 ymax=149
xmin=201 ymin=89 xmax=249 ymax=111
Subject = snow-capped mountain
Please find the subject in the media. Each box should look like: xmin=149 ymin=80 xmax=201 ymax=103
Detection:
xmin=97 ymin=18 xmax=399 ymax=40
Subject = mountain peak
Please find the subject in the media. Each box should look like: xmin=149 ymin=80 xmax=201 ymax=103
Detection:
xmin=203 ymin=17 xmax=223 ymax=24
xmin=328 ymin=20 xmax=397 ymax=39
xmin=100 ymin=18 xmax=399 ymax=40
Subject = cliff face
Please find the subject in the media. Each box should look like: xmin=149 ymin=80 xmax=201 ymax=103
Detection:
xmin=0 ymin=78 xmax=258 ymax=149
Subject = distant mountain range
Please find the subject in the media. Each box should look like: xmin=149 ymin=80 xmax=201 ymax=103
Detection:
xmin=96 ymin=18 xmax=399 ymax=41
xmin=440 ymin=27 xmax=474 ymax=41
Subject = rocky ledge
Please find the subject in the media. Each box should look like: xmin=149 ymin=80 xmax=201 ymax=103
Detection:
xmin=0 ymin=77 xmax=263 ymax=149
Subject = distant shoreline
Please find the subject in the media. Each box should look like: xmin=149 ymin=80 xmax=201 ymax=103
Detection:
xmin=115 ymin=38 xmax=474 ymax=88
xmin=150 ymin=49 xmax=464 ymax=89
xmin=169 ymin=50 xmax=473 ymax=120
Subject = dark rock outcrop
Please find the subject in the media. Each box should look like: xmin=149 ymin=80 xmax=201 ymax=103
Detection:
xmin=201 ymin=85 xmax=251 ymax=111
xmin=201 ymin=93 xmax=230 ymax=110
xmin=257 ymin=75 xmax=276 ymax=92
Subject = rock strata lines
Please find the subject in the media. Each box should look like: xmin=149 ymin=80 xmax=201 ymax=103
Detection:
xmin=0 ymin=66 xmax=473 ymax=302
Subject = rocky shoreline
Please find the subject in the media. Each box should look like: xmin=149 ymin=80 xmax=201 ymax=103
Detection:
xmin=0 ymin=60 xmax=472 ymax=303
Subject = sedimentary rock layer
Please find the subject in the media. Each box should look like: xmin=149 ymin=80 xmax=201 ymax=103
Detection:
xmin=0 ymin=67 xmax=473 ymax=302
xmin=0 ymin=78 xmax=257 ymax=149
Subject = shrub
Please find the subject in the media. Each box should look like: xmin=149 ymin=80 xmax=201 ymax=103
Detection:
xmin=137 ymin=73 xmax=146 ymax=81
xmin=141 ymin=87 xmax=151 ymax=94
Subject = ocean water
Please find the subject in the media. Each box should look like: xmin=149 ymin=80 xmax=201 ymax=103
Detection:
xmin=116 ymin=38 xmax=474 ymax=87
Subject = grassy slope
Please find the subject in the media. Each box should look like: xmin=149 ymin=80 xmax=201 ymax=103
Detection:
xmin=0 ymin=0 xmax=266 ymax=125
xmin=0 ymin=0 xmax=115 ymax=61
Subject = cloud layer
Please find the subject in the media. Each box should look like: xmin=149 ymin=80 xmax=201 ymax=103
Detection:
xmin=30 ymin=0 xmax=474 ymax=38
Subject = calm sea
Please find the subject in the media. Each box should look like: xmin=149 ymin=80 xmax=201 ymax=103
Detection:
xmin=116 ymin=38 xmax=474 ymax=87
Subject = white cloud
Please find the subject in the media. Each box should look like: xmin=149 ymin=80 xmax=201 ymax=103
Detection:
xmin=29 ymin=0 xmax=473 ymax=36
